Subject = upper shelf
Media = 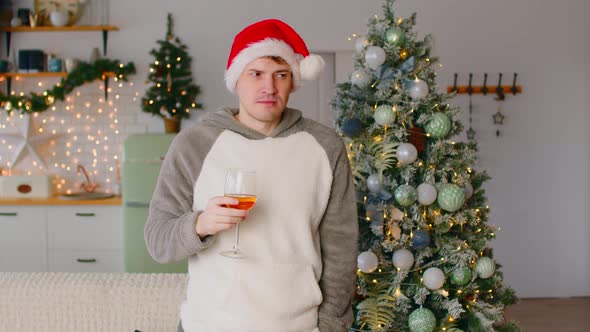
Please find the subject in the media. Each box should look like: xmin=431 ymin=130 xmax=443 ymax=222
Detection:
xmin=0 ymin=25 xmax=119 ymax=32
xmin=2 ymin=25 xmax=119 ymax=57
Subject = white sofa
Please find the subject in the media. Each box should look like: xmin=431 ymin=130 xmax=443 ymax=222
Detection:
xmin=0 ymin=272 xmax=187 ymax=332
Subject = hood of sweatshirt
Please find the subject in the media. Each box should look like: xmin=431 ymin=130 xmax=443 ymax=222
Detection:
xmin=202 ymin=107 xmax=303 ymax=140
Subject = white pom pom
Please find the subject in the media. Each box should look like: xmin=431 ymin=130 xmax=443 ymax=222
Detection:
xmin=299 ymin=54 xmax=325 ymax=80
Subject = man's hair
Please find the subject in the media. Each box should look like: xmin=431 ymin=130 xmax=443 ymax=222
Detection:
xmin=263 ymin=56 xmax=289 ymax=66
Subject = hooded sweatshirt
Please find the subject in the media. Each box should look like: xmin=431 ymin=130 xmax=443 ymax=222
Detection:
xmin=145 ymin=107 xmax=358 ymax=332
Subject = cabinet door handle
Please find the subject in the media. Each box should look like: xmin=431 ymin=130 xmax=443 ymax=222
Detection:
xmin=0 ymin=212 xmax=18 ymax=216
xmin=75 ymin=213 xmax=96 ymax=217
xmin=76 ymin=258 xmax=97 ymax=263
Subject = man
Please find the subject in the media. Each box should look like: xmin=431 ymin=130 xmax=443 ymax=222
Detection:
xmin=145 ymin=19 xmax=358 ymax=332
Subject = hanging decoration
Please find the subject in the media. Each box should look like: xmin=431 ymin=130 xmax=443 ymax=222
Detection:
xmin=0 ymin=59 xmax=136 ymax=113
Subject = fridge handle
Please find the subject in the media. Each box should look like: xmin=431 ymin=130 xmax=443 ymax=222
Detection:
xmin=125 ymin=201 xmax=150 ymax=208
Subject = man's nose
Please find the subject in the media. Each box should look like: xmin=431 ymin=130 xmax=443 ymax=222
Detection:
xmin=261 ymin=75 xmax=278 ymax=94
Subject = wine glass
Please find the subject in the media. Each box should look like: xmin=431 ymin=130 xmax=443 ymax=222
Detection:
xmin=220 ymin=169 xmax=257 ymax=259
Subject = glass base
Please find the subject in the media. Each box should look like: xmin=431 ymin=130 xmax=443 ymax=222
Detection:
xmin=220 ymin=249 xmax=246 ymax=259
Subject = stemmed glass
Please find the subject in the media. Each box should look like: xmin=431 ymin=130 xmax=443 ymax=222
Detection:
xmin=220 ymin=169 xmax=257 ymax=259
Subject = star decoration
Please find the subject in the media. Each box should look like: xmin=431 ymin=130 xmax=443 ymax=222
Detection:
xmin=493 ymin=111 xmax=505 ymax=125
xmin=0 ymin=114 xmax=62 ymax=170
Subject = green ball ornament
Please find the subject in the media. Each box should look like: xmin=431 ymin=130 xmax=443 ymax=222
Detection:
xmin=450 ymin=267 xmax=473 ymax=286
xmin=374 ymin=104 xmax=396 ymax=126
xmin=395 ymin=185 xmax=417 ymax=207
xmin=475 ymin=257 xmax=496 ymax=279
xmin=408 ymin=307 xmax=436 ymax=332
xmin=385 ymin=27 xmax=406 ymax=46
xmin=437 ymin=184 xmax=465 ymax=212
xmin=425 ymin=113 xmax=451 ymax=139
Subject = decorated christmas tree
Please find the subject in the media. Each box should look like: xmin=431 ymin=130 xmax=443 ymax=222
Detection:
xmin=141 ymin=13 xmax=202 ymax=131
xmin=331 ymin=1 xmax=520 ymax=331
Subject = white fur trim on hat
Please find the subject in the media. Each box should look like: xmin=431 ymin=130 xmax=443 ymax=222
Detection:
xmin=299 ymin=54 xmax=325 ymax=80
xmin=224 ymin=38 xmax=303 ymax=93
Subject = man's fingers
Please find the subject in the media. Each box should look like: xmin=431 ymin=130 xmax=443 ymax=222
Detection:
xmin=215 ymin=216 xmax=245 ymax=225
xmin=210 ymin=196 xmax=239 ymax=207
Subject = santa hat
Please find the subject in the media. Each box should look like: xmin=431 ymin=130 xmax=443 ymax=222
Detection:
xmin=225 ymin=19 xmax=325 ymax=93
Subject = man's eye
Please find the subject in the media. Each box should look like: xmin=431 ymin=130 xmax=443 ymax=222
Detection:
xmin=276 ymin=73 xmax=287 ymax=78
xmin=249 ymin=72 xmax=260 ymax=77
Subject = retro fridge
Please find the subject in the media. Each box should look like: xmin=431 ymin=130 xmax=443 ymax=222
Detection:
xmin=122 ymin=134 xmax=187 ymax=273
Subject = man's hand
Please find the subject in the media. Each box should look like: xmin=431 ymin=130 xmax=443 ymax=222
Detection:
xmin=195 ymin=196 xmax=249 ymax=238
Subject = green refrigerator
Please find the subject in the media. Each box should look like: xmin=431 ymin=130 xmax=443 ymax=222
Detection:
xmin=122 ymin=134 xmax=187 ymax=272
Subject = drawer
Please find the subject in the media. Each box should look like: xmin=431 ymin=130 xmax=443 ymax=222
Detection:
xmin=0 ymin=206 xmax=46 ymax=249
xmin=0 ymin=250 xmax=47 ymax=272
xmin=49 ymin=249 xmax=123 ymax=272
xmin=47 ymin=206 xmax=122 ymax=250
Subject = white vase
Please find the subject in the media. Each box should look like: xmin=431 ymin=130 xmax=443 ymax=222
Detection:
xmin=49 ymin=11 xmax=69 ymax=27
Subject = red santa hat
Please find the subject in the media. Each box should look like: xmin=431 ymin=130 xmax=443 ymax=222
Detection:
xmin=225 ymin=19 xmax=325 ymax=93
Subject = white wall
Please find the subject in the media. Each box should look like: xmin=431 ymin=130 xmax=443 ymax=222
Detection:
xmin=4 ymin=0 xmax=589 ymax=297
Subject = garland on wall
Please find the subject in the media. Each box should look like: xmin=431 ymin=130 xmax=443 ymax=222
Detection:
xmin=0 ymin=59 xmax=136 ymax=113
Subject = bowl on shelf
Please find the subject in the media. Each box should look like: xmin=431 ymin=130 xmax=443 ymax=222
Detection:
xmin=58 ymin=192 xmax=115 ymax=200
xmin=49 ymin=11 xmax=69 ymax=27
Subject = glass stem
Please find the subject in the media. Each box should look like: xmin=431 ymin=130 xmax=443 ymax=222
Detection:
xmin=234 ymin=224 xmax=240 ymax=252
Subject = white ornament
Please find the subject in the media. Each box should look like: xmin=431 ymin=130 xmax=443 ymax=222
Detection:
xmin=351 ymin=69 xmax=371 ymax=88
xmin=358 ymin=251 xmax=379 ymax=273
xmin=365 ymin=46 xmax=386 ymax=70
xmin=390 ymin=207 xmax=405 ymax=221
xmin=423 ymin=267 xmax=446 ymax=290
xmin=397 ymin=143 xmax=418 ymax=164
xmin=464 ymin=182 xmax=474 ymax=200
xmin=366 ymin=173 xmax=383 ymax=193
xmin=475 ymin=257 xmax=496 ymax=279
xmin=408 ymin=79 xmax=429 ymax=100
xmin=417 ymin=183 xmax=438 ymax=205
xmin=355 ymin=36 xmax=369 ymax=54
xmin=0 ymin=114 xmax=62 ymax=170
xmin=392 ymin=248 xmax=414 ymax=270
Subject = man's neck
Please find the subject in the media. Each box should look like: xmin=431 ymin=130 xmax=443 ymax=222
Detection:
xmin=234 ymin=111 xmax=281 ymax=136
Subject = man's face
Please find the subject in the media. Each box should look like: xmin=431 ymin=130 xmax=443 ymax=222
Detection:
xmin=235 ymin=57 xmax=293 ymax=126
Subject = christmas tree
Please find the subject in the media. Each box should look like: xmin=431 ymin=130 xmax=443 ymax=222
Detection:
xmin=331 ymin=1 xmax=520 ymax=331
xmin=141 ymin=13 xmax=202 ymax=123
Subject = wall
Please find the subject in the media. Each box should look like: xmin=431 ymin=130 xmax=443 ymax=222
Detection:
xmin=2 ymin=0 xmax=588 ymax=297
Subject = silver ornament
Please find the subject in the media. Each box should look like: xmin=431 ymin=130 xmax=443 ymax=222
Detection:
xmin=423 ymin=267 xmax=446 ymax=290
xmin=397 ymin=143 xmax=418 ymax=164
xmin=408 ymin=79 xmax=429 ymax=100
xmin=374 ymin=104 xmax=396 ymax=126
xmin=358 ymin=251 xmax=379 ymax=273
xmin=392 ymin=248 xmax=414 ymax=270
xmin=365 ymin=46 xmax=386 ymax=70
xmin=367 ymin=173 xmax=383 ymax=193
xmin=351 ymin=69 xmax=371 ymax=88
xmin=475 ymin=257 xmax=496 ymax=279
xmin=409 ymin=307 xmax=436 ymax=332
xmin=417 ymin=183 xmax=437 ymax=205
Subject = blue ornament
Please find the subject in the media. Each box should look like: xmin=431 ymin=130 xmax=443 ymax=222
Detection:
xmin=341 ymin=118 xmax=363 ymax=137
xmin=412 ymin=230 xmax=431 ymax=249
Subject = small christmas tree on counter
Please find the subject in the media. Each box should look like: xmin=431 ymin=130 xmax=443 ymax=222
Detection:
xmin=331 ymin=1 xmax=520 ymax=331
xmin=141 ymin=13 xmax=202 ymax=133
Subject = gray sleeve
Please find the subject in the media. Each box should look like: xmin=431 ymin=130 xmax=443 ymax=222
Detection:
xmin=144 ymin=129 xmax=216 ymax=264
xmin=318 ymin=139 xmax=359 ymax=332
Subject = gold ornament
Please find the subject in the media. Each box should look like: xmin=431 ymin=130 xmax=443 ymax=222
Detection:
xmin=400 ymin=49 xmax=409 ymax=60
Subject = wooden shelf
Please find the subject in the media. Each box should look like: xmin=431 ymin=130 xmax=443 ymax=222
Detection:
xmin=0 ymin=25 xmax=119 ymax=32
